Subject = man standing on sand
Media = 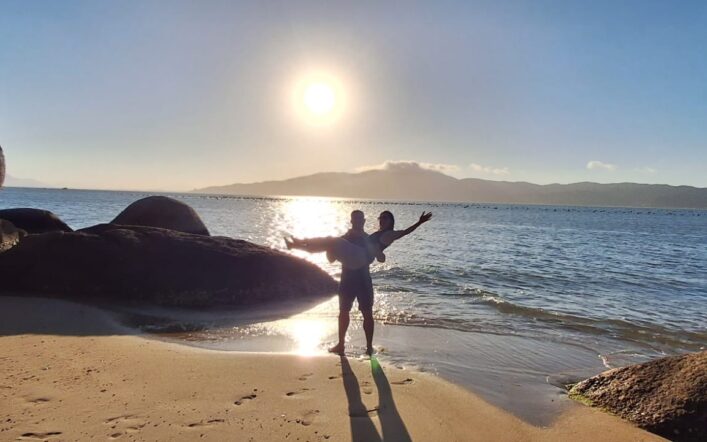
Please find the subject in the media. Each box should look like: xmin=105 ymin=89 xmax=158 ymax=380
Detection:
xmin=328 ymin=210 xmax=377 ymax=356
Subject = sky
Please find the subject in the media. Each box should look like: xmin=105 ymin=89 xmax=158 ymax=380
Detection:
xmin=1 ymin=0 xmax=706 ymax=190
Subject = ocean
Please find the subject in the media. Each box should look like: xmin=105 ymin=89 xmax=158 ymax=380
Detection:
xmin=2 ymin=187 xmax=706 ymax=423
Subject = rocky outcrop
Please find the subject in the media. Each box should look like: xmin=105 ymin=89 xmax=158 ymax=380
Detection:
xmin=0 ymin=223 xmax=336 ymax=307
xmin=569 ymin=351 xmax=707 ymax=441
xmin=112 ymin=196 xmax=210 ymax=236
xmin=0 ymin=208 xmax=72 ymax=234
xmin=0 ymin=219 xmax=24 ymax=252
xmin=0 ymin=146 xmax=5 ymax=187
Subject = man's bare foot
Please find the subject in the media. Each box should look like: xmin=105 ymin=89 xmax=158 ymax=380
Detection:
xmin=328 ymin=343 xmax=345 ymax=355
xmin=365 ymin=346 xmax=374 ymax=356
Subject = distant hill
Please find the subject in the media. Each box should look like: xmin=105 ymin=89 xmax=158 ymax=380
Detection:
xmin=4 ymin=175 xmax=52 ymax=188
xmin=195 ymin=165 xmax=707 ymax=209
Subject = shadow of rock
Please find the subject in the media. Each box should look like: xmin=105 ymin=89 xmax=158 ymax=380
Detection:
xmin=0 ymin=296 xmax=134 ymax=337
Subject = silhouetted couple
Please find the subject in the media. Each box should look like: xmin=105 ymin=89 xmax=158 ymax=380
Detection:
xmin=286 ymin=210 xmax=432 ymax=355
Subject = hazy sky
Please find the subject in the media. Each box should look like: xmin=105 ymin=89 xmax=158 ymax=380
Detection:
xmin=1 ymin=1 xmax=706 ymax=190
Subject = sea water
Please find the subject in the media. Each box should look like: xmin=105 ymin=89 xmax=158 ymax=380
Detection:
xmin=2 ymin=187 xmax=706 ymax=422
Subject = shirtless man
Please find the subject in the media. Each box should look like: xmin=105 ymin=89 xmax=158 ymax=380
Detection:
xmin=328 ymin=210 xmax=377 ymax=356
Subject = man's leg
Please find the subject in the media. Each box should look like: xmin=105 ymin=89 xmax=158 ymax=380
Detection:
xmin=361 ymin=308 xmax=374 ymax=356
xmin=336 ymin=310 xmax=350 ymax=351
xmin=330 ymin=293 xmax=354 ymax=354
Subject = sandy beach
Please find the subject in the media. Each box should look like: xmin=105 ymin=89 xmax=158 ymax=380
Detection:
xmin=0 ymin=296 xmax=665 ymax=441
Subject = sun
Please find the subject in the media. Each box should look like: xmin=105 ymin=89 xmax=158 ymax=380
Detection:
xmin=303 ymin=82 xmax=336 ymax=116
xmin=292 ymin=71 xmax=346 ymax=126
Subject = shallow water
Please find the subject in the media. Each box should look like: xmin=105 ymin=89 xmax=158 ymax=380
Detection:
xmin=2 ymin=187 xmax=706 ymax=423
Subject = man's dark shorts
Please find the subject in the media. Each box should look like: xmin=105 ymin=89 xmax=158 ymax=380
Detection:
xmin=339 ymin=266 xmax=374 ymax=312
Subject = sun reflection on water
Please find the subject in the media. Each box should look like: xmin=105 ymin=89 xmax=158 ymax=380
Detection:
xmin=266 ymin=197 xmax=351 ymax=269
xmin=257 ymin=197 xmax=372 ymax=355
xmin=256 ymin=297 xmax=340 ymax=356
xmin=282 ymin=317 xmax=335 ymax=356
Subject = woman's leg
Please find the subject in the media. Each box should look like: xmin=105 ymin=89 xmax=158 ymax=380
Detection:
xmin=286 ymin=236 xmax=338 ymax=253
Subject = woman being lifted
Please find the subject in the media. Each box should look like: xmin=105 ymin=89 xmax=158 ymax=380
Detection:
xmin=285 ymin=210 xmax=433 ymax=268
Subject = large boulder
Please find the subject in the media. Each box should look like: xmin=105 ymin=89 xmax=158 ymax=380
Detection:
xmin=0 ymin=208 xmax=72 ymax=234
xmin=112 ymin=196 xmax=209 ymax=236
xmin=0 ymin=146 xmax=5 ymax=187
xmin=569 ymin=351 xmax=707 ymax=441
xmin=0 ymin=219 xmax=24 ymax=252
xmin=0 ymin=224 xmax=336 ymax=307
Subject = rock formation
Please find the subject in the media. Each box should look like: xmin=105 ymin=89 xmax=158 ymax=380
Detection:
xmin=0 ymin=208 xmax=72 ymax=234
xmin=569 ymin=351 xmax=707 ymax=441
xmin=0 ymin=220 xmax=24 ymax=252
xmin=0 ymin=146 xmax=5 ymax=187
xmin=0 ymin=223 xmax=336 ymax=307
xmin=112 ymin=196 xmax=210 ymax=236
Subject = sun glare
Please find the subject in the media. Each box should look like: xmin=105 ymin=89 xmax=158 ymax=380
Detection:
xmin=303 ymin=82 xmax=336 ymax=115
xmin=292 ymin=71 xmax=346 ymax=126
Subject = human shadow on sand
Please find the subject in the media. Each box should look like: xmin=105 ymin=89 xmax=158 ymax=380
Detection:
xmin=340 ymin=355 xmax=411 ymax=442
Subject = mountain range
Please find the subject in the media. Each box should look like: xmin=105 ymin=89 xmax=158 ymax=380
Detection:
xmin=195 ymin=164 xmax=707 ymax=209
xmin=3 ymin=175 xmax=51 ymax=188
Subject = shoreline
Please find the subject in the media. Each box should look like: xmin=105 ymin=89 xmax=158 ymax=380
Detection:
xmin=109 ymin=296 xmax=664 ymax=426
xmin=0 ymin=296 xmax=665 ymax=441
xmin=157 ymin=320 xmax=602 ymax=426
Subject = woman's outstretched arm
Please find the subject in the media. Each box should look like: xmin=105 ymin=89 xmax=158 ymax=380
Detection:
xmin=381 ymin=211 xmax=433 ymax=245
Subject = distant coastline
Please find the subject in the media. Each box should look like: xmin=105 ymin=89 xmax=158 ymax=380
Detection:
xmin=194 ymin=167 xmax=707 ymax=209
xmin=6 ymin=185 xmax=707 ymax=210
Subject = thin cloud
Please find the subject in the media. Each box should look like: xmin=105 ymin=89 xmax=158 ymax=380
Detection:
xmin=586 ymin=160 xmax=617 ymax=171
xmin=635 ymin=166 xmax=657 ymax=174
xmin=355 ymin=160 xmax=460 ymax=174
xmin=469 ymin=163 xmax=510 ymax=175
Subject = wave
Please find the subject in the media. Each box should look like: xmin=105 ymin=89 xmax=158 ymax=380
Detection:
xmin=370 ymin=285 xmax=707 ymax=352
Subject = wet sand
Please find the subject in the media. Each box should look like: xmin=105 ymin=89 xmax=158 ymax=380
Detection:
xmin=0 ymin=296 xmax=665 ymax=441
xmin=128 ymin=300 xmax=612 ymax=425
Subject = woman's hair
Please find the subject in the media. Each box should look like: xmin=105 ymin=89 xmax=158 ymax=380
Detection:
xmin=379 ymin=210 xmax=395 ymax=230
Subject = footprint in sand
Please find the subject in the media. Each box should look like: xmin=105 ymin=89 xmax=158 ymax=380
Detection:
xmin=349 ymin=406 xmax=379 ymax=418
xmin=358 ymin=380 xmax=373 ymax=395
xmin=19 ymin=432 xmax=62 ymax=440
xmin=298 ymin=373 xmax=313 ymax=381
xmin=103 ymin=414 xmax=147 ymax=435
xmin=234 ymin=393 xmax=257 ymax=405
xmin=186 ymin=419 xmax=225 ymax=428
xmin=285 ymin=388 xmax=310 ymax=397
xmin=295 ymin=410 xmax=319 ymax=426
xmin=391 ymin=378 xmax=414 ymax=385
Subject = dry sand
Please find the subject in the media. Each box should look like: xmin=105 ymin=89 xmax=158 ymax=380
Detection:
xmin=0 ymin=296 xmax=665 ymax=441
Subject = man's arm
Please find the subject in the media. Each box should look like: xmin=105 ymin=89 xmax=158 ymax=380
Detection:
xmin=327 ymin=229 xmax=355 ymax=263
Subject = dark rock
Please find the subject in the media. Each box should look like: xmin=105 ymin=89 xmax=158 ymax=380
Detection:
xmin=0 ymin=146 xmax=4 ymax=187
xmin=0 ymin=208 xmax=72 ymax=234
xmin=569 ymin=351 xmax=707 ymax=441
xmin=112 ymin=196 xmax=209 ymax=236
xmin=0 ymin=224 xmax=336 ymax=307
xmin=0 ymin=219 xmax=24 ymax=252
